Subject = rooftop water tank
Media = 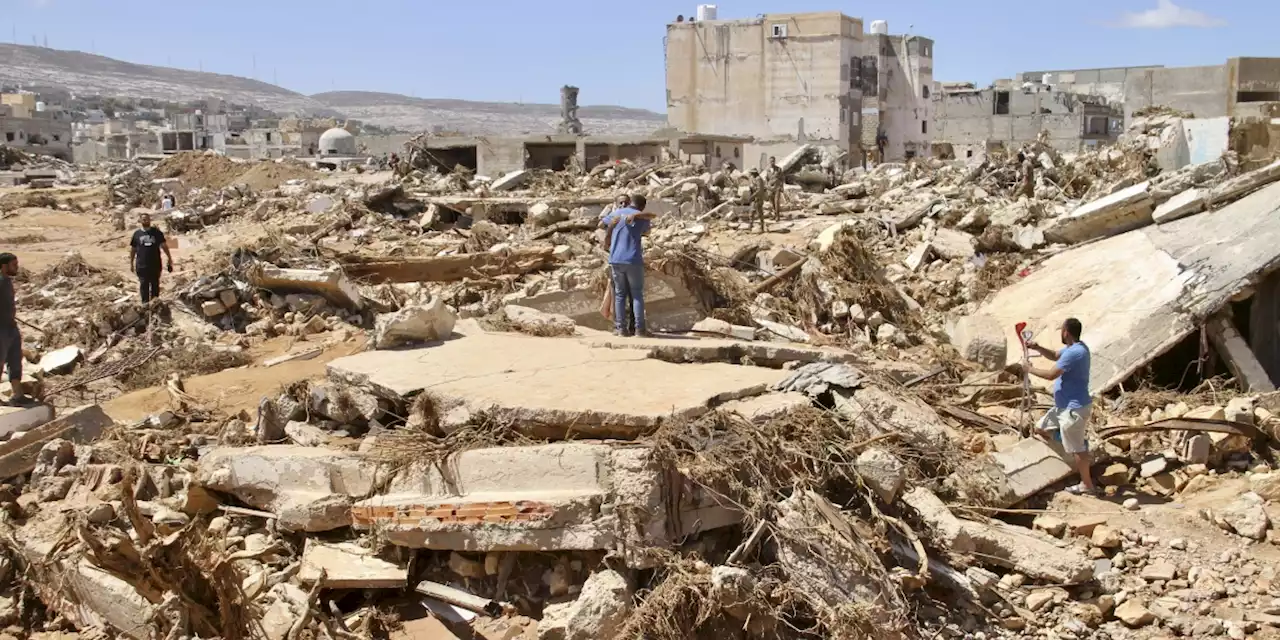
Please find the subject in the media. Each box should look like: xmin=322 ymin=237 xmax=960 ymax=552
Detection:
xmin=696 ymin=4 xmax=717 ymax=21
xmin=870 ymin=20 xmax=889 ymax=35
xmin=34 ymin=101 xmax=45 ymax=112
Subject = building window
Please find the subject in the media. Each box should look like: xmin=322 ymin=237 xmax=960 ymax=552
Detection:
xmin=921 ymin=121 xmax=928 ymax=134
xmin=3 ymin=132 xmax=12 ymax=142
xmin=922 ymin=85 xmax=930 ymax=99
xmin=770 ymin=23 xmax=787 ymax=38
xmin=52 ymin=134 xmax=61 ymax=142
xmin=994 ymin=91 xmax=1010 ymax=115
xmin=966 ymin=149 xmax=974 ymax=158
xmin=841 ymin=108 xmax=847 ymax=123
xmin=733 ymin=147 xmax=740 ymax=158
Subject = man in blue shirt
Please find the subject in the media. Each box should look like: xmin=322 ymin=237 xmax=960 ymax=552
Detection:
xmin=601 ymin=194 xmax=655 ymax=336
xmin=1007 ymin=317 xmax=1096 ymax=495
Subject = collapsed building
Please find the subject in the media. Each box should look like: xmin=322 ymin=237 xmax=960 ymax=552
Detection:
xmin=0 ymin=94 xmax=1277 ymax=639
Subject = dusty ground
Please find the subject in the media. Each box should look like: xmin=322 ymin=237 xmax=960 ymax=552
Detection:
xmin=104 ymin=334 xmax=366 ymax=421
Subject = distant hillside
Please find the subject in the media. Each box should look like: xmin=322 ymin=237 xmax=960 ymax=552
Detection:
xmin=311 ymin=91 xmax=667 ymax=136
xmin=0 ymin=44 xmax=334 ymax=115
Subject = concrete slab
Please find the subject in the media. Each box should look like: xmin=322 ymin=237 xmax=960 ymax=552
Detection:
xmin=299 ymin=540 xmax=408 ymax=589
xmin=1152 ymin=187 xmax=1206 ymax=224
xmin=582 ymin=333 xmax=856 ymax=368
xmin=328 ymin=332 xmax=785 ymax=438
xmin=986 ymin=438 xmax=1076 ymax=506
xmin=0 ymin=404 xmax=53 ymax=438
xmin=1043 ymin=181 xmax=1154 ymax=244
xmin=247 ymin=266 xmax=363 ymax=310
xmin=960 ymin=519 xmax=1093 ymax=584
xmin=352 ymin=443 xmax=738 ymax=563
xmin=719 ymin=392 xmax=810 ymax=423
xmin=0 ymin=405 xmax=111 ymax=480
xmin=489 ymin=170 xmax=531 ymax=192
xmin=194 ymin=446 xmax=383 ymax=532
xmin=515 ymin=271 xmax=700 ymax=333
xmin=975 ymin=181 xmax=1280 ymax=393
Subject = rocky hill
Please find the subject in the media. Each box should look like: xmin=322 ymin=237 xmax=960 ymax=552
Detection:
xmin=0 ymin=44 xmax=332 ymax=115
xmin=311 ymin=91 xmax=668 ymax=136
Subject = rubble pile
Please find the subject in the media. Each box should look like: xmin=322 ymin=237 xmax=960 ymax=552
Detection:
xmin=0 ymin=129 xmax=1276 ymax=639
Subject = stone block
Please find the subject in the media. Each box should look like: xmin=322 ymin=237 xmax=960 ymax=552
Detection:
xmin=0 ymin=405 xmax=111 ymax=480
xmin=248 ymin=266 xmax=363 ymax=310
xmin=299 ymin=539 xmax=408 ymax=589
xmin=1043 ymin=181 xmax=1154 ymax=244
xmin=372 ymin=297 xmax=457 ymax=349
xmin=949 ymin=314 xmax=1008 ymax=370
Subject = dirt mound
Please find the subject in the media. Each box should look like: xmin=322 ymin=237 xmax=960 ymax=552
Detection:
xmin=153 ymin=152 xmax=245 ymax=190
xmin=235 ymin=161 xmax=317 ymax=191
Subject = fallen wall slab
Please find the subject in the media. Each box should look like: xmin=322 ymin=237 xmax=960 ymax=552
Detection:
xmin=351 ymin=443 xmax=739 ymax=567
xmin=247 ymin=266 xmax=363 ymax=310
xmin=194 ymin=446 xmax=383 ymax=532
xmin=960 ymin=519 xmax=1094 ymax=584
xmin=0 ymin=404 xmax=53 ymax=438
xmin=515 ymin=271 xmax=700 ymax=333
xmin=1042 ymin=181 xmax=1154 ymax=244
xmin=328 ymin=330 xmax=784 ymax=438
xmin=339 ymin=247 xmax=556 ymax=284
xmin=974 ymin=181 xmax=1280 ymax=393
xmin=0 ymin=405 xmax=112 ymax=480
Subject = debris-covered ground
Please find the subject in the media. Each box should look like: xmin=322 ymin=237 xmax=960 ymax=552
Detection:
xmin=0 ymin=114 xmax=1278 ymax=640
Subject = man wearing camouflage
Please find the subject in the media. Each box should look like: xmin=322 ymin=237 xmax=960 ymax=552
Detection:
xmin=765 ymin=156 xmax=784 ymax=221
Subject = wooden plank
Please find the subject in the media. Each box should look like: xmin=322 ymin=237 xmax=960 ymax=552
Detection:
xmin=341 ymin=247 xmax=556 ymax=284
xmin=938 ymin=405 xmax=1018 ymax=435
xmin=1206 ymin=312 xmax=1276 ymax=392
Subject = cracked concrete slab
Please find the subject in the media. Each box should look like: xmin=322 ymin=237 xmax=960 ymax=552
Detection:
xmin=975 ymin=181 xmax=1280 ymax=393
xmin=328 ymin=331 xmax=786 ymax=438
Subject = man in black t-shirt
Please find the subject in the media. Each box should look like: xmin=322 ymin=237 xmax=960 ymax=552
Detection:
xmin=129 ymin=213 xmax=173 ymax=303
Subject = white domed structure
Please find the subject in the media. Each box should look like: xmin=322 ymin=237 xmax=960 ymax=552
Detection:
xmin=318 ymin=127 xmax=357 ymax=156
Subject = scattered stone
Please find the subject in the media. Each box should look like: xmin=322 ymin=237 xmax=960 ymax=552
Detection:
xmin=855 ymin=448 xmax=905 ymax=503
xmin=1033 ymin=515 xmax=1067 ymax=537
xmin=1140 ymin=455 xmax=1170 ymax=478
xmin=1100 ymin=463 xmax=1130 ymax=486
xmin=372 ymin=297 xmax=457 ymax=349
xmin=1092 ymin=525 xmax=1122 ymax=549
xmin=1115 ymin=599 xmax=1156 ymax=627
xmin=1221 ymin=492 xmax=1271 ymax=540
xmin=1123 ymin=498 xmax=1140 ymax=511
xmin=1142 ymin=562 xmax=1177 ymax=582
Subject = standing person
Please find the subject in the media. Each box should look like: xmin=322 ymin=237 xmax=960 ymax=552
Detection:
xmin=129 ymin=213 xmax=173 ymax=304
xmin=1019 ymin=151 xmax=1036 ymax=198
xmin=765 ymin=156 xmax=784 ymax=221
xmin=0 ymin=254 xmax=31 ymax=406
xmin=600 ymin=194 xmax=635 ymax=335
xmin=747 ymin=169 xmax=767 ymax=233
xmin=602 ymin=194 xmax=655 ymax=337
xmin=1007 ymin=317 xmax=1096 ymax=495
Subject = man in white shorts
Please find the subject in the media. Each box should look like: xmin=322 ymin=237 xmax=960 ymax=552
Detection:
xmin=1007 ymin=317 xmax=1096 ymax=495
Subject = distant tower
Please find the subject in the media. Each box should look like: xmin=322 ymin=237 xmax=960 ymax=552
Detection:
xmin=558 ymin=85 xmax=583 ymax=135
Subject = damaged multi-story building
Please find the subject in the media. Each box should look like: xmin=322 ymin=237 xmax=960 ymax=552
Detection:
xmin=931 ymin=80 xmax=1123 ymax=159
xmin=0 ymin=92 xmax=73 ymax=160
xmin=663 ymin=10 xmax=936 ymax=167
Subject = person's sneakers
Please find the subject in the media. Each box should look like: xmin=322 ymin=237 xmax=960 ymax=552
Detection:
xmin=5 ymin=396 xmax=38 ymax=408
xmin=1065 ymin=483 xmax=1101 ymax=496
xmin=613 ymin=330 xmax=633 ymax=337
xmin=635 ymin=329 xmax=655 ymax=338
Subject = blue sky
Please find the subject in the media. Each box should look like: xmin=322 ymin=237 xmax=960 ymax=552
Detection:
xmin=2 ymin=0 xmax=1274 ymax=111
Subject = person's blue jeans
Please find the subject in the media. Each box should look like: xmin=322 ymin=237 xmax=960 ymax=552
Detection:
xmin=610 ymin=263 xmax=646 ymax=334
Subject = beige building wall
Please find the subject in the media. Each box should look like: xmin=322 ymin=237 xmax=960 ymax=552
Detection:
xmin=665 ymin=12 xmax=863 ymax=168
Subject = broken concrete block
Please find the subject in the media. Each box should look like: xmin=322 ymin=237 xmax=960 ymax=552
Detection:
xmin=810 ymin=220 xmax=859 ymax=253
xmin=541 ymin=569 xmax=633 ymax=640
xmin=194 ymin=446 xmax=381 ymax=532
xmin=307 ymin=383 xmax=382 ymax=423
xmin=373 ymin=297 xmax=457 ymax=349
xmin=961 ymin=519 xmax=1093 ymax=584
xmin=1205 ymin=158 xmax=1280 ymax=209
xmin=758 ymin=247 xmax=803 ymax=273
xmin=490 ymin=169 xmax=532 ymax=192
xmin=201 ymin=299 xmax=227 ymax=317
xmin=504 ymin=305 xmax=576 ymax=336
xmin=1250 ymin=472 xmax=1280 ymax=501
xmin=718 ymin=392 xmax=810 ymax=423
xmin=299 ymin=540 xmax=408 ymax=589
xmin=976 ymin=438 xmax=1075 ymax=507
xmin=949 ymin=314 xmax=1007 ymax=370
xmin=691 ymin=317 xmax=755 ymax=341
xmin=1140 ymin=455 xmax=1169 ymax=478
xmin=1114 ymin=599 xmax=1156 ymax=628
xmin=1220 ymin=492 xmax=1270 ymax=540
xmin=1043 ymin=181 xmax=1154 ymax=244
xmin=901 ymin=487 xmax=974 ymax=554
xmin=775 ymin=491 xmax=905 ymax=623
xmin=0 ymin=405 xmax=112 ymax=480
xmin=284 ymin=420 xmax=327 ymax=447
xmin=855 ymin=448 xmax=905 ymax=503
xmin=833 ymin=386 xmax=954 ymax=453
xmin=261 ymin=582 xmax=310 ymax=640
xmin=218 ymin=289 xmax=239 ymax=309
xmin=0 ymin=404 xmax=54 ymax=439
xmin=35 ymin=345 xmax=82 ymax=375
xmin=931 ymin=228 xmax=976 ymax=260
xmin=904 ymin=242 xmax=931 ymax=271
xmin=1152 ymin=187 xmax=1206 ymax=224
xmin=352 ymin=443 xmax=739 ymax=559
xmin=755 ymin=318 xmax=808 ymax=343
xmin=248 ymin=266 xmax=363 ymax=310
xmin=774 ymin=362 xmax=861 ymax=398
xmin=528 ymin=202 xmax=569 ymax=227
xmin=1182 ymin=434 xmax=1211 ymax=464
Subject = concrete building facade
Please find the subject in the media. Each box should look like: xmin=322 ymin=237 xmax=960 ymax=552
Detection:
xmin=665 ymin=11 xmax=864 ymax=168
xmin=1015 ymin=57 xmax=1280 ymax=122
xmin=0 ymin=96 xmax=73 ymax=160
xmin=861 ymin=31 xmax=934 ymax=162
xmin=932 ymin=84 xmax=1121 ymax=158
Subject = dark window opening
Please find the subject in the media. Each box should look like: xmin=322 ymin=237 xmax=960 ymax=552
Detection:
xmin=966 ymin=149 xmax=974 ymax=158
xmin=922 ymin=85 xmax=930 ymax=99
xmin=733 ymin=147 xmax=740 ymax=158
xmin=4 ymin=132 xmax=13 ymax=142
xmin=904 ymin=149 xmax=917 ymax=159
xmin=51 ymin=134 xmax=61 ymax=142
xmin=490 ymin=208 xmax=527 ymax=225
xmin=1238 ymin=91 xmax=1280 ymax=103
xmin=994 ymin=91 xmax=1010 ymax=115
xmin=921 ymin=121 xmax=928 ymax=134
xmin=419 ymin=146 xmax=479 ymax=173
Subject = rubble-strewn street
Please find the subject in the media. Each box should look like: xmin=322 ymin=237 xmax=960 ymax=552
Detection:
xmin=0 ymin=107 xmax=1279 ymax=640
